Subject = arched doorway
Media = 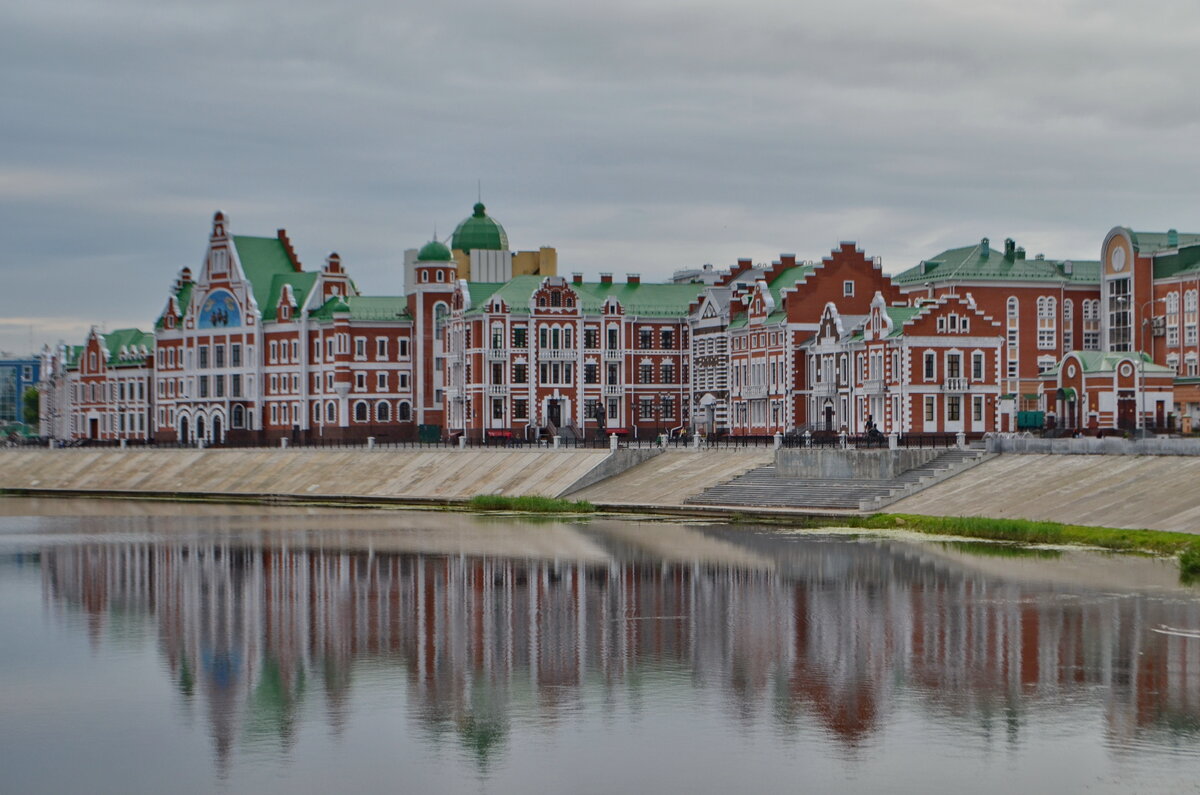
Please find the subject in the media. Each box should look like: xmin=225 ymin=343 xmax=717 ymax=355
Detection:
xmin=823 ymin=400 xmax=835 ymax=432
xmin=196 ymin=416 xmax=206 ymax=443
xmin=211 ymin=415 xmax=223 ymax=446
xmin=179 ymin=417 xmax=189 ymax=443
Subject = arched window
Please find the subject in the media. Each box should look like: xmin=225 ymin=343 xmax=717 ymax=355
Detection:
xmin=232 ymin=404 xmax=245 ymax=429
xmin=354 ymin=401 xmax=368 ymax=422
xmin=313 ymin=402 xmax=321 ymax=422
xmin=550 ymin=292 xmax=561 ymax=307
xmin=376 ymin=401 xmax=391 ymax=422
xmin=538 ymin=296 xmax=547 ymax=307
xmin=326 ymin=401 xmax=337 ymax=422
xmin=433 ymin=302 xmax=448 ymax=341
xmin=397 ymin=401 xmax=411 ymax=422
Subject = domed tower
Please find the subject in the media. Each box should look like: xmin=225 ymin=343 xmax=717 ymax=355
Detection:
xmin=451 ymin=202 xmax=509 ymax=253
xmin=408 ymin=239 xmax=458 ymax=429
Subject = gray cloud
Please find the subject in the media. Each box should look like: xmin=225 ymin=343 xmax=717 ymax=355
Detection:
xmin=3 ymin=0 xmax=1200 ymax=353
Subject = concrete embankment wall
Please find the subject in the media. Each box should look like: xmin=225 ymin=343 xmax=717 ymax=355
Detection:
xmin=570 ymin=449 xmax=775 ymax=507
xmin=889 ymin=454 xmax=1200 ymax=533
xmin=987 ymin=436 xmax=1200 ymax=456
xmin=776 ymin=448 xmax=939 ymax=480
xmin=0 ymin=448 xmax=615 ymax=503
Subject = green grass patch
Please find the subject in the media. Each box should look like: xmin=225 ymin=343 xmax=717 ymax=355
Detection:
xmin=1180 ymin=541 xmax=1200 ymax=577
xmin=467 ymin=495 xmax=595 ymax=514
xmin=860 ymin=513 xmax=1198 ymax=558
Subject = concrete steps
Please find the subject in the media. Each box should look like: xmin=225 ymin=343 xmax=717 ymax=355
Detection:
xmin=685 ymin=447 xmax=990 ymax=511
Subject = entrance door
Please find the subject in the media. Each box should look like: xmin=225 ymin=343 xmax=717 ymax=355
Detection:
xmin=823 ymin=401 xmax=834 ymax=432
xmin=548 ymin=400 xmax=562 ymax=427
xmin=212 ymin=416 xmax=223 ymax=445
xmin=1117 ymin=393 xmax=1136 ymax=430
xmin=1155 ymin=401 xmax=1165 ymax=431
xmin=196 ymin=417 xmax=206 ymax=442
xmin=179 ymin=417 xmax=189 ymax=443
xmin=89 ymin=418 xmax=98 ymax=439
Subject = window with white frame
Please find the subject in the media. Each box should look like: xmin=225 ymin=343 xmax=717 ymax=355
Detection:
xmin=972 ymin=395 xmax=984 ymax=423
xmin=376 ymin=372 xmax=387 ymax=390
xmin=1036 ymin=296 xmax=1056 ymax=349
xmin=1062 ymin=299 xmax=1073 ymax=351
xmin=1006 ymin=297 xmax=1019 ymax=373
xmin=355 ymin=372 xmax=366 ymax=391
xmin=1037 ymin=355 xmax=1055 ymax=374
xmin=1082 ymin=298 xmax=1101 ymax=350
xmin=376 ymin=337 xmax=388 ymax=359
xmin=923 ymin=351 xmax=935 ymax=380
xmin=843 ymin=280 xmax=854 ymax=297
xmin=1167 ymin=291 xmax=1180 ymax=348
xmin=355 ymin=337 xmax=367 ymax=360
xmin=971 ymin=351 xmax=984 ymax=381
xmin=1186 ymin=290 xmax=1199 ymax=346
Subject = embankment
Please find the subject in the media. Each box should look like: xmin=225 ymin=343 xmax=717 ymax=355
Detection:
xmin=889 ymin=453 xmax=1200 ymax=533
xmin=0 ymin=448 xmax=617 ymax=504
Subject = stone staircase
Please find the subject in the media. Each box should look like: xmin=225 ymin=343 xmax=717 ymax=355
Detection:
xmin=685 ymin=446 xmax=992 ymax=511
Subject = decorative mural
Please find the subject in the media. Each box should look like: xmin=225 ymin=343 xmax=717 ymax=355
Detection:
xmin=198 ymin=290 xmax=241 ymax=329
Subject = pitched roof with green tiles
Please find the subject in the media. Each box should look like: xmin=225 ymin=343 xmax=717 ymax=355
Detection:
xmin=462 ymin=276 xmax=705 ymax=318
xmin=233 ymin=235 xmax=304 ymax=315
xmin=261 ymin=272 xmax=318 ymax=321
xmin=155 ymin=279 xmax=194 ymax=330
xmin=1126 ymin=229 xmax=1200 ymax=255
xmin=728 ymin=265 xmax=816 ymax=329
xmin=341 ymin=296 xmax=411 ymax=322
xmin=1148 ymin=243 xmax=1200 ymax=280
xmin=894 ymin=242 xmax=1100 ymax=285
xmin=1044 ymin=350 xmax=1174 ymax=377
xmin=100 ymin=328 xmax=155 ymax=367
xmin=883 ymin=305 xmax=922 ymax=337
xmin=308 ymin=296 xmax=351 ymax=320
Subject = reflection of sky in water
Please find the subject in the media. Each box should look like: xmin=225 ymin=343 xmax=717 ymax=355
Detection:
xmin=0 ymin=507 xmax=1199 ymax=794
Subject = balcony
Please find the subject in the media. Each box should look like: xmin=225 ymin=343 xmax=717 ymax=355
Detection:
xmin=603 ymin=384 xmax=623 ymax=396
xmin=862 ymin=378 xmax=886 ymax=395
xmin=811 ymin=381 xmax=838 ymax=397
xmin=742 ymin=384 xmax=767 ymax=399
xmin=486 ymin=347 xmax=508 ymax=360
xmin=943 ymin=377 xmax=969 ymax=392
xmin=486 ymin=384 xmax=507 ymax=396
xmin=603 ymin=349 xmax=623 ymax=360
xmin=538 ymin=348 xmax=575 ymax=360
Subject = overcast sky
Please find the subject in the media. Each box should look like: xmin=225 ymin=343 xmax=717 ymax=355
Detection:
xmin=3 ymin=0 xmax=1200 ymax=354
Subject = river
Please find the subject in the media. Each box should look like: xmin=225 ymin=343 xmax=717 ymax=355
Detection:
xmin=1 ymin=498 xmax=1198 ymax=794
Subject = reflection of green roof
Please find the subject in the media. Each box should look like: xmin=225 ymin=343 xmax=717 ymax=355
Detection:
xmin=451 ymin=203 xmax=508 ymax=253
xmin=464 ymin=276 xmax=704 ymax=317
xmin=894 ymin=243 xmax=1100 ymax=285
xmin=233 ymin=235 xmax=302 ymax=313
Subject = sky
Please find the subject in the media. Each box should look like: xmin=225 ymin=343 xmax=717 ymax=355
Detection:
xmin=3 ymin=0 xmax=1200 ymax=355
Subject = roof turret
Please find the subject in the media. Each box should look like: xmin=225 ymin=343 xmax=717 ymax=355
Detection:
xmin=450 ymin=202 xmax=508 ymax=253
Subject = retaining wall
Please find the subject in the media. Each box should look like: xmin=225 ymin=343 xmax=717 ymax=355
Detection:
xmin=986 ymin=436 xmax=1200 ymax=456
xmin=775 ymin=448 xmax=939 ymax=480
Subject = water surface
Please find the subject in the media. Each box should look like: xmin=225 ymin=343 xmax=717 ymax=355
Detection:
xmin=1 ymin=498 xmax=1199 ymax=794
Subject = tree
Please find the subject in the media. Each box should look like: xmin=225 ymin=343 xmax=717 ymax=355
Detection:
xmin=22 ymin=386 xmax=39 ymax=430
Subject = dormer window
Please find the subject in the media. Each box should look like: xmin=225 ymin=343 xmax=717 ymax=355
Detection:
xmin=280 ymin=305 xmax=289 ymax=320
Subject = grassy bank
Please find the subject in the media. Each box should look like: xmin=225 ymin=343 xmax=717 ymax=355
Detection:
xmin=860 ymin=513 xmax=1200 ymax=559
xmin=467 ymin=495 xmax=595 ymax=514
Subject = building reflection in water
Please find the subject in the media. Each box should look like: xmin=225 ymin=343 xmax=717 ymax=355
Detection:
xmin=37 ymin=527 xmax=1200 ymax=772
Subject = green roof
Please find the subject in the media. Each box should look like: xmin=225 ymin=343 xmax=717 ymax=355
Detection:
xmin=883 ymin=305 xmax=922 ymax=336
xmin=233 ymin=235 xmax=302 ymax=313
xmin=463 ymin=276 xmax=704 ymax=318
xmin=1128 ymin=229 xmax=1200 ymax=255
xmin=260 ymin=272 xmax=318 ymax=322
xmin=156 ymin=279 xmax=194 ymax=330
xmin=1050 ymin=350 xmax=1175 ymax=376
xmin=451 ymin=203 xmax=508 ymax=253
xmin=340 ymin=296 xmax=411 ymax=322
xmin=1150 ymin=243 xmax=1200 ymax=280
xmin=417 ymin=239 xmax=453 ymax=262
xmin=308 ymin=296 xmax=351 ymax=320
xmin=728 ymin=265 xmax=815 ymax=329
xmin=100 ymin=328 xmax=154 ymax=367
xmin=895 ymin=242 xmax=1100 ymax=285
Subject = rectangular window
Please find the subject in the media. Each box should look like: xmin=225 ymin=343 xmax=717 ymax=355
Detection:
xmin=584 ymin=363 xmax=599 ymax=384
xmin=355 ymin=338 xmax=367 ymax=359
xmin=584 ymin=328 xmax=599 ymax=349
xmin=946 ymin=354 xmax=961 ymax=379
xmin=512 ymin=327 xmax=527 ymax=348
xmin=947 ymin=396 xmax=961 ymax=422
xmin=214 ymin=375 xmax=225 ymax=398
xmin=662 ymin=362 xmax=676 ymax=383
xmin=492 ymin=362 xmax=504 ymax=385
xmin=290 ymin=340 xmax=298 ymax=362
xmin=271 ymin=404 xmax=279 ymax=424
xmin=231 ymin=374 xmax=242 ymax=398
xmin=269 ymin=342 xmax=278 ymax=363
xmin=397 ymin=338 xmax=409 ymax=358
xmin=492 ymin=398 xmax=504 ymax=420
xmin=639 ymin=363 xmax=653 ymax=384
xmin=513 ymin=364 xmax=527 ymax=383
xmin=607 ymin=328 xmax=619 ymax=350
xmin=377 ymin=372 xmax=388 ymax=390
xmin=214 ymin=345 xmax=225 ymax=368
xmin=513 ymin=398 xmax=528 ymax=419
xmin=639 ymin=398 xmax=654 ymax=420
xmin=924 ymin=396 xmax=935 ymax=423
xmin=198 ymin=376 xmax=209 ymax=398
xmin=661 ymin=329 xmax=674 ymax=349
xmin=270 ymin=374 xmax=278 ymax=393
xmin=843 ymin=280 xmax=855 ymax=297
xmin=923 ymin=352 xmax=935 ymax=380
xmin=639 ymin=328 xmax=653 ymax=349
xmin=355 ymin=372 xmax=366 ymax=391
xmin=972 ymin=352 xmax=984 ymax=381
xmin=608 ymin=398 xmax=619 ymax=419
xmin=973 ymin=395 xmax=984 ymax=422
xmin=199 ymin=346 xmax=210 ymax=368
xmin=398 ymin=372 xmax=410 ymax=390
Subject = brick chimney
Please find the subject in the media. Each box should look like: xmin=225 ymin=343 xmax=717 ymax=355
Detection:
xmin=626 ymin=273 xmax=640 ymax=285
xmin=572 ymin=272 xmax=583 ymax=284
xmin=600 ymin=273 xmax=613 ymax=284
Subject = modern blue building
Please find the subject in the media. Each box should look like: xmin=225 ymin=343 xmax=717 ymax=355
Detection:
xmin=0 ymin=357 xmax=40 ymax=428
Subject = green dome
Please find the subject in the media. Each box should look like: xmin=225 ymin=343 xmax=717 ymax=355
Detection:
xmin=450 ymin=202 xmax=509 ymax=253
xmin=417 ymin=239 xmax=452 ymax=262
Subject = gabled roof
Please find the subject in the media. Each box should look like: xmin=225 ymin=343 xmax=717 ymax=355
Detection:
xmin=155 ymin=279 xmax=194 ymax=330
xmin=882 ymin=305 xmax=921 ymax=337
xmin=728 ymin=264 xmax=815 ymax=328
xmin=261 ymin=272 xmax=318 ymax=322
xmin=894 ymin=242 xmax=1100 ymax=285
xmin=1149 ymin=244 xmax=1200 ymax=280
xmin=233 ymin=235 xmax=303 ymax=312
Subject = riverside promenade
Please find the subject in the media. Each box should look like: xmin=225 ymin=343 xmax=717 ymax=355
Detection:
xmin=3 ymin=440 xmax=1200 ymax=533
